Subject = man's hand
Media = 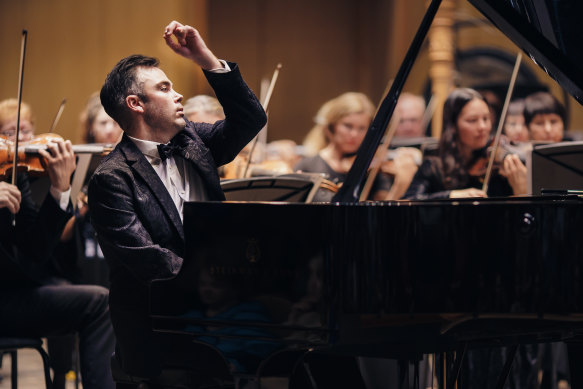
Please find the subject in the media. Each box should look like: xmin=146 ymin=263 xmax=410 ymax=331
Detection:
xmin=163 ymin=20 xmax=222 ymax=70
xmin=0 ymin=182 xmax=21 ymax=214
xmin=38 ymin=139 xmax=76 ymax=193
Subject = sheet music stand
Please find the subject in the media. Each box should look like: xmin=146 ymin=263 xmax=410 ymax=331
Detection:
xmin=530 ymin=140 xmax=583 ymax=195
xmin=221 ymin=173 xmax=335 ymax=203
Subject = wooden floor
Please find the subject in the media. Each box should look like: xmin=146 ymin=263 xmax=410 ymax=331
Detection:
xmin=0 ymin=347 xmax=80 ymax=389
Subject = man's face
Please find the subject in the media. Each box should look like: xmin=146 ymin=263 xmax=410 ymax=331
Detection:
xmin=135 ymin=67 xmax=185 ymax=134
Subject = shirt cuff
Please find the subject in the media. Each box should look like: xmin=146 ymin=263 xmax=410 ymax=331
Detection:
xmin=49 ymin=186 xmax=71 ymax=211
xmin=208 ymin=59 xmax=231 ymax=73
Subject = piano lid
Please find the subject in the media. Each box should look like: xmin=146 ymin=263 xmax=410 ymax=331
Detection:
xmin=469 ymin=0 xmax=583 ymax=105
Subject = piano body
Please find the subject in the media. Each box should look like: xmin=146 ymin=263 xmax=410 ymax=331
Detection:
xmin=150 ymin=0 xmax=583 ymax=386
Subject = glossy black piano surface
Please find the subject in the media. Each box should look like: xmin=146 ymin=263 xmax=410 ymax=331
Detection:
xmin=150 ymin=196 xmax=583 ymax=369
xmin=148 ymin=0 xmax=583 ymax=379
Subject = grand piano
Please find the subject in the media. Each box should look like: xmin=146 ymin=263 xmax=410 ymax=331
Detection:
xmin=149 ymin=0 xmax=583 ymax=388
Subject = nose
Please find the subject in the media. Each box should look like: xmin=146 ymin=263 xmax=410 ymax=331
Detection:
xmin=174 ymin=90 xmax=183 ymax=103
xmin=544 ymin=121 xmax=553 ymax=133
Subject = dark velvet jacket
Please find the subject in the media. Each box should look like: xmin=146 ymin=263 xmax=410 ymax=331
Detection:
xmin=88 ymin=63 xmax=267 ymax=377
xmin=0 ymin=174 xmax=72 ymax=289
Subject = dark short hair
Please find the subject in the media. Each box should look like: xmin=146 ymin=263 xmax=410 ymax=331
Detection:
xmin=100 ymin=54 xmax=160 ymax=130
xmin=523 ymin=92 xmax=566 ymax=127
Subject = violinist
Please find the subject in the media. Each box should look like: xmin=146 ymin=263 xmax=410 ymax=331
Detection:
xmin=81 ymin=92 xmax=123 ymax=145
xmin=295 ymin=92 xmax=418 ymax=201
xmin=503 ymin=99 xmax=529 ymax=143
xmin=0 ymin=98 xmax=115 ymax=389
xmin=183 ymin=94 xmax=225 ymax=124
xmin=403 ymin=88 xmax=528 ymax=200
xmin=394 ymin=92 xmax=426 ymax=138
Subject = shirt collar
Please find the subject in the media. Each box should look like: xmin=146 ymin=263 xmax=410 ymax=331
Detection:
xmin=127 ymin=134 xmax=164 ymax=160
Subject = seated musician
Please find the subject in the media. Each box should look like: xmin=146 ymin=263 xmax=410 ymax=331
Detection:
xmin=503 ymin=99 xmax=529 ymax=143
xmin=87 ymin=20 xmax=267 ymax=382
xmin=403 ymin=88 xmax=528 ymax=199
xmin=295 ymin=92 xmax=418 ymax=201
xmin=81 ymin=92 xmax=123 ymax=145
xmin=394 ymin=92 xmax=427 ymax=138
xmin=0 ymin=99 xmax=115 ymax=389
xmin=523 ymin=91 xmax=569 ymax=143
xmin=183 ymin=94 xmax=225 ymax=124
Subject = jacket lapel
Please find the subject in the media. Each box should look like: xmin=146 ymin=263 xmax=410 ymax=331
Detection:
xmin=118 ymin=136 xmax=185 ymax=242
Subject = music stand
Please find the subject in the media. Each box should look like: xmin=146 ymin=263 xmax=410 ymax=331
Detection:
xmin=221 ymin=173 xmax=332 ymax=203
xmin=530 ymin=141 xmax=583 ymax=195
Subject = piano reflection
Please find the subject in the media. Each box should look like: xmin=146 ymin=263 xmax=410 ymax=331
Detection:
xmin=149 ymin=0 xmax=583 ymax=388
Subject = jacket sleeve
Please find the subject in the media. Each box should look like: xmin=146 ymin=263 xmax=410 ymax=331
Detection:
xmin=195 ymin=62 xmax=267 ymax=166
xmin=13 ymin=175 xmax=72 ymax=264
xmin=88 ymin=167 xmax=182 ymax=284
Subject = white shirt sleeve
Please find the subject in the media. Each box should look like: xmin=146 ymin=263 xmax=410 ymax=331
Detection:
xmin=49 ymin=186 xmax=71 ymax=211
xmin=208 ymin=59 xmax=231 ymax=73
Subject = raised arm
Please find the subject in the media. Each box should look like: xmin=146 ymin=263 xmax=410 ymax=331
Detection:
xmin=163 ymin=20 xmax=222 ymax=70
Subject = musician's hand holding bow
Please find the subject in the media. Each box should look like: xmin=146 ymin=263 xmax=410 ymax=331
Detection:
xmin=163 ymin=20 xmax=222 ymax=71
xmin=38 ymin=138 xmax=76 ymax=193
xmin=0 ymin=182 xmax=21 ymax=214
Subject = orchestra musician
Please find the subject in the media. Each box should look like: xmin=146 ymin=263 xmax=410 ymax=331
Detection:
xmin=523 ymin=91 xmax=568 ymax=143
xmin=502 ymin=99 xmax=529 ymax=143
xmin=81 ymin=92 xmax=123 ymax=145
xmin=0 ymin=98 xmax=115 ymax=389
xmin=394 ymin=92 xmax=427 ymax=138
xmin=403 ymin=88 xmax=528 ymax=199
xmin=295 ymin=92 xmax=418 ymax=201
xmin=183 ymin=94 xmax=225 ymax=124
xmin=87 ymin=19 xmax=267 ymax=383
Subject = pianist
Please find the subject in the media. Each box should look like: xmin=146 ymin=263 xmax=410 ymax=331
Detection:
xmin=88 ymin=20 xmax=266 ymax=380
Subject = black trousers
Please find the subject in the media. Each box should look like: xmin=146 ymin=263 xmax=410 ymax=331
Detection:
xmin=0 ymin=284 xmax=115 ymax=389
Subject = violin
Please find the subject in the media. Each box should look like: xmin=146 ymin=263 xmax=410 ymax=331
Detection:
xmin=467 ymin=135 xmax=528 ymax=178
xmin=0 ymin=133 xmax=113 ymax=180
xmin=0 ymin=133 xmax=65 ymax=180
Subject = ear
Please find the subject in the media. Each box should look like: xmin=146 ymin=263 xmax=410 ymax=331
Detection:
xmin=324 ymin=124 xmax=335 ymax=139
xmin=126 ymin=95 xmax=144 ymax=114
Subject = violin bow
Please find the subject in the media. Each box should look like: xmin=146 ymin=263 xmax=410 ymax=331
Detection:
xmin=482 ymin=52 xmax=522 ymax=194
xmin=49 ymin=98 xmax=67 ymax=133
xmin=11 ymin=30 xmax=28 ymax=226
xmin=12 ymin=30 xmax=28 ymax=189
xmin=242 ymin=63 xmax=282 ymax=178
xmin=358 ymin=111 xmax=400 ymax=201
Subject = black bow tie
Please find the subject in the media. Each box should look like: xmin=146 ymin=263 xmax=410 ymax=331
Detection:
xmin=157 ymin=142 xmax=181 ymax=161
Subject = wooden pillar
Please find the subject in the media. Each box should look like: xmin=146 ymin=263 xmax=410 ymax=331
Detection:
xmin=428 ymin=0 xmax=456 ymax=139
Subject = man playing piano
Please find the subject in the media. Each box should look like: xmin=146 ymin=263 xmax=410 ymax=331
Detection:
xmin=88 ymin=20 xmax=267 ymax=384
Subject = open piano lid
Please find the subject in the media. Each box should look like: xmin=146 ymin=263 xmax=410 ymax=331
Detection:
xmin=469 ymin=0 xmax=583 ymax=105
xmin=333 ymin=0 xmax=583 ymax=203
